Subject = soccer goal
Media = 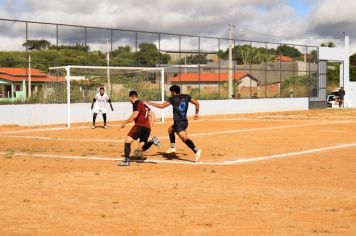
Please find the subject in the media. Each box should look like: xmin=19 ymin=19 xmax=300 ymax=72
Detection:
xmin=48 ymin=65 xmax=165 ymax=128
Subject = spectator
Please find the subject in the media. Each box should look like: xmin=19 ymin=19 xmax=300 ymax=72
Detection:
xmin=338 ymin=87 xmax=346 ymax=108
xmin=252 ymin=93 xmax=258 ymax=99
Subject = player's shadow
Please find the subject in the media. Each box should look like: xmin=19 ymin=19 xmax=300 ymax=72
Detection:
xmin=150 ymin=152 xmax=195 ymax=163
xmin=120 ymin=152 xmax=195 ymax=163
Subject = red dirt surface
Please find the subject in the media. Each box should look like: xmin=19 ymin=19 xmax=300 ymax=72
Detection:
xmin=0 ymin=109 xmax=355 ymax=235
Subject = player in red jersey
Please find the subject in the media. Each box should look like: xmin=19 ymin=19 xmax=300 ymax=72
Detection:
xmin=119 ymin=91 xmax=160 ymax=166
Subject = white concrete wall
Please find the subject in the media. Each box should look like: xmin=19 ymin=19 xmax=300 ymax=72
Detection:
xmin=345 ymin=82 xmax=356 ymax=107
xmin=318 ymin=36 xmax=355 ymax=107
xmin=238 ymin=77 xmax=258 ymax=87
xmin=0 ymin=98 xmax=309 ymax=126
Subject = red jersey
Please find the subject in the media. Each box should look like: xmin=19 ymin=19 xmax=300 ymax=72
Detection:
xmin=133 ymin=100 xmax=151 ymax=129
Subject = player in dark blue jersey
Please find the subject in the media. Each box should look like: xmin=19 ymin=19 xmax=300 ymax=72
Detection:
xmin=146 ymin=85 xmax=202 ymax=162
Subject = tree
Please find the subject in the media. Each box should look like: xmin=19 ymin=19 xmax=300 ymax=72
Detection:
xmin=309 ymin=49 xmax=318 ymax=63
xmin=281 ymin=74 xmax=316 ymax=97
xmin=218 ymin=45 xmax=275 ymax=64
xmin=136 ymin=43 xmax=170 ymax=66
xmin=320 ymin=42 xmax=336 ymax=48
xmin=350 ymin=53 xmax=356 ymax=65
xmin=112 ymin=45 xmax=132 ymax=56
xmin=49 ymin=43 xmax=90 ymax=52
xmin=22 ymin=40 xmax=51 ymax=51
xmin=276 ymin=44 xmax=302 ymax=59
xmin=237 ymin=45 xmax=275 ymax=65
xmin=178 ymin=54 xmax=210 ymax=64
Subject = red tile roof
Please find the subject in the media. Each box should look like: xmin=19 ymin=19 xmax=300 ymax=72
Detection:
xmin=275 ymin=55 xmax=295 ymax=62
xmin=169 ymin=72 xmax=257 ymax=83
xmin=0 ymin=67 xmax=65 ymax=82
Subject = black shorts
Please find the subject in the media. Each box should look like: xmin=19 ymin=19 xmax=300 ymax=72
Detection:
xmin=172 ymin=121 xmax=188 ymax=133
xmin=128 ymin=125 xmax=151 ymax=143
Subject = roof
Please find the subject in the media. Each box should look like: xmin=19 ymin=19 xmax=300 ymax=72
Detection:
xmin=0 ymin=67 xmax=65 ymax=82
xmin=275 ymin=55 xmax=295 ymax=62
xmin=169 ymin=72 xmax=257 ymax=83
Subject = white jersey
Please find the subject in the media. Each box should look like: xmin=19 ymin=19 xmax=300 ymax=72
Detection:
xmin=94 ymin=93 xmax=109 ymax=108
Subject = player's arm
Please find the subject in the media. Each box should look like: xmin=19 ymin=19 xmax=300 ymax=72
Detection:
xmin=148 ymin=111 xmax=155 ymax=127
xmin=108 ymin=98 xmax=114 ymax=111
xmin=120 ymin=111 xmax=139 ymax=128
xmin=91 ymin=97 xmax=96 ymax=110
xmin=145 ymin=101 xmax=170 ymax=109
xmin=190 ymin=98 xmax=200 ymax=120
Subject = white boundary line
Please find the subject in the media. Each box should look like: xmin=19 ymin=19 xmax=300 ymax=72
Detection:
xmin=1 ymin=142 xmax=356 ymax=166
xmin=2 ymin=116 xmax=354 ymax=135
xmin=0 ymin=121 xmax=351 ymax=143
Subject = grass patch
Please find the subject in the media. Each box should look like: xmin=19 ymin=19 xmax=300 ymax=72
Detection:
xmin=4 ymin=149 xmax=15 ymax=159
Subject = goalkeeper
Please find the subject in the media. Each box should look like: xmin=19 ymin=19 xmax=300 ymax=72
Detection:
xmin=91 ymin=87 xmax=114 ymax=129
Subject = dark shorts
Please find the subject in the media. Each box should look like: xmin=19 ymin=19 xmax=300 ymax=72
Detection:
xmin=172 ymin=121 xmax=188 ymax=133
xmin=128 ymin=125 xmax=151 ymax=143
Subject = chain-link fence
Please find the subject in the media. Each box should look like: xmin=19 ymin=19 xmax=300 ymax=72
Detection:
xmin=0 ymin=18 xmax=319 ymax=104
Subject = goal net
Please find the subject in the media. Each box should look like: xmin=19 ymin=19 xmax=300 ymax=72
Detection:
xmin=48 ymin=65 xmax=165 ymax=128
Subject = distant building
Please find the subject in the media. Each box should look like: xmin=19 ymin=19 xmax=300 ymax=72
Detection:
xmin=275 ymin=55 xmax=295 ymax=62
xmin=0 ymin=67 xmax=64 ymax=101
xmin=168 ymin=72 xmax=259 ymax=97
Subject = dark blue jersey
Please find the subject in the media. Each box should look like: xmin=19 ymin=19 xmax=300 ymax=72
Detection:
xmin=167 ymin=94 xmax=192 ymax=122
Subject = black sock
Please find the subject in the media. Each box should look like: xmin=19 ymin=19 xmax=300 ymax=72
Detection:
xmin=185 ymin=139 xmax=198 ymax=153
xmin=124 ymin=143 xmax=131 ymax=162
xmin=93 ymin=113 xmax=97 ymax=125
xmin=103 ymin=113 xmax=107 ymax=125
xmin=142 ymin=140 xmax=154 ymax=151
xmin=169 ymin=132 xmax=175 ymax=148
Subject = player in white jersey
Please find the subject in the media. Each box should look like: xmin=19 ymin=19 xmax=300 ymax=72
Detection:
xmin=91 ymin=87 xmax=114 ymax=129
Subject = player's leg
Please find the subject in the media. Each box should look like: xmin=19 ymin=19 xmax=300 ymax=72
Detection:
xmin=120 ymin=136 xmax=134 ymax=166
xmin=141 ymin=128 xmax=160 ymax=151
xmin=102 ymin=113 xmax=108 ymax=128
xmin=166 ymin=125 xmax=176 ymax=153
xmin=92 ymin=113 xmax=97 ymax=129
xmin=119 ymin=126 xmax=139 ymax=166
xmin=177 ymin=129 xmax=202 ymax=162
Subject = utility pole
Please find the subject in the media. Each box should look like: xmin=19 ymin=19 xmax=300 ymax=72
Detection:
xmin=228 ymin=23 xmax=235 ymax=99
xmin=28 ymin=54 xmax=31 ymax=98
xmin=106 ymin=39 xmax=111 ymax=95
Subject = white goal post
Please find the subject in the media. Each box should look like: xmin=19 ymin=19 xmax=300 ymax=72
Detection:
xmin=48 ymin=65 xmax=165 ymax=128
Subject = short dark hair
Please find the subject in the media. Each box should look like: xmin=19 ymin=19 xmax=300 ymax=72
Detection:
xmin=99 ymin=87 xmax=104 ymax=90
xmin=129 ymin=91 xmax=138 ymax=97
xmin=169 ymin=85 xmax=180 ymax=94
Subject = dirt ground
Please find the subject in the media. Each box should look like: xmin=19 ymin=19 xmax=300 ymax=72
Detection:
xmin=0 ymin=109 xmax=356 ymax=235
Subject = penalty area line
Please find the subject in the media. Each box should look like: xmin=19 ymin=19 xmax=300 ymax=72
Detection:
xmin=0 ymin=120 xmax=351 ymax=143
xmin=0 ymin=143 xmax=355 ymax=166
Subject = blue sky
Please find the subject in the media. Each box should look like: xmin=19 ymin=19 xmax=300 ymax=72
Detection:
xmin=287 ymin=0 xmax=313 ymax=16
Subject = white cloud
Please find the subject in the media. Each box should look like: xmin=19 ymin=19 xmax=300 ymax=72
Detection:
xmin=0 ymin=0 xmax=355 ymax=53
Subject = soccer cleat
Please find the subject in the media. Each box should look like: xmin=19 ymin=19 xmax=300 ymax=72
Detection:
xmin=152 ymin=136 xmax=161 ymax=148
xmin=166 ymin=147 xmax=176 ymax=154
xmin=195 ymin=149 xmax=202 ymax=162
xmin=118 ymin=160 xmax=130 ymax=166
xmin=91 ymin=125 xmax=96 ymax=129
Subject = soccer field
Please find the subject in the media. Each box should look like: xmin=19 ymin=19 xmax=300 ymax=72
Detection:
xmin=1 ymin=109 xmax=356 ymax=235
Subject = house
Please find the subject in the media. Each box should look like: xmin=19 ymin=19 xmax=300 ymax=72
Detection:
xmin=168 ymin=72 xmax=259 ymax=97
xmin=275 ymin=55 xmax=295 ymax=62
xmin=0 ymin=67 xmax=65 ymax=101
